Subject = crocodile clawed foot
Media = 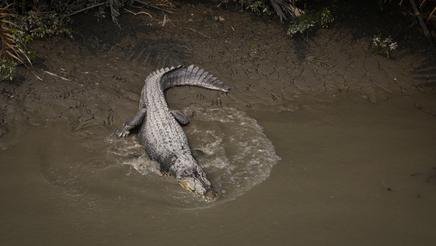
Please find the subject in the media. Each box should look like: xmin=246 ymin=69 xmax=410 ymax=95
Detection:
xmin=115 ymin=126 xmax=130 ymax=138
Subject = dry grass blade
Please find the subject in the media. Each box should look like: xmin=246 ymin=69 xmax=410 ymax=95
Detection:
xmin=418 ymin=0 xmax=436 ymax=22
xmin=5 ymin=50 xmax=24 ymax=64
xmin=419 ymin=0 xmax=428 ymax=8
xmin=124 ymin=8 xmax=153 ymax=18
xmin=0 ymin=4 xmax=31 ymax=65
xmin=133 ymin=0 xmax=174 ymax=13
xmin=427 ymin=5 xmax=436 ymax=21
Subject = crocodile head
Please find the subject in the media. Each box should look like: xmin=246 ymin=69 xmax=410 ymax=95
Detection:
xmin=177 ymin=166 xmax=217 ymax=202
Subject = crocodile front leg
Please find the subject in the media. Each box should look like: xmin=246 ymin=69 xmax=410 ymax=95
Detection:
xmin=116 ymin=108 xmax=147 ymax=138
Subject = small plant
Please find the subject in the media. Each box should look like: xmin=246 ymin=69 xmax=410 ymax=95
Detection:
xmin=0 ymin=58 xmax=17 ymax=81
xmin=222 ymin=0 xmax=303 ymax=21
xmin=287 ymin=15 xmax=316 ymax=36
xmin=318 ymin=8 xmax=334 ymax=28
xmin=287 ymin=8 xmax=334 ymax=36
xmin=19 ymin=11 xmax=72 ymax=39
xmin=371 ymin=34 xmax=398 ymax=58
xmin=246 ymin=0 xmax=273 ymax=16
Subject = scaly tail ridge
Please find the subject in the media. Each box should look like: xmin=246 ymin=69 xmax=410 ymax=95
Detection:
xmin=159 ymin=65 xmax=230 ymax=92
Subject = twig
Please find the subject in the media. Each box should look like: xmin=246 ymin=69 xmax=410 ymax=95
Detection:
xmin=133 ymin=0 xmax=173 ymax=14
xmin=184 ymin=27 xmax=211 ymax=39
xmin=419 ymin=0 xmax=428 ymax=9
xmin=409 ymin=0 xmax=433 ymax=43
xmin=30 ymin=71 xmax=43 ymax=81
xmin=43 ymin=70 xmax=70 ymax=81
xmin=427 ymin=6 xmax=436 ymax=22
xmin=124 ymin=8 xmax=152 ymax=18
xmin=375 ymin=83 xmax=393 ymax=94
xmin=162 ymin=14 xmax=167 ymax=27
xmin=67 ymin=2 xmax=106 ymax=17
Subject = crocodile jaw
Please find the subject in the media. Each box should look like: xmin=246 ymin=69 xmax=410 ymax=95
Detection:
xmin=178 ymin=176 xmax=217 ymax=202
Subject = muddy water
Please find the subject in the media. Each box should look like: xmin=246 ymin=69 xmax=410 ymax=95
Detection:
xmin=1 ymin=96 xmax=436 ymax=246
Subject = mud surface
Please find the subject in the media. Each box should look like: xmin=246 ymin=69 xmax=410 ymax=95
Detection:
xmin=1 ymin=2 xmax=436 ymax=246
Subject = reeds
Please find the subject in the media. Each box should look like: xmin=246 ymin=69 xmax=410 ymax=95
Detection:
xmin=0 ymin=4 xmax=31 ymax=65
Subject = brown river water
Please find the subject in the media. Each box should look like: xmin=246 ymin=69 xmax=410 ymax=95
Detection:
xmin=1 ymin=95 xmax=436 ymax=246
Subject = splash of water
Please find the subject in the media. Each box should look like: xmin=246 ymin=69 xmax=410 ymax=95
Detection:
xmin=109 ymin=106 xmax=281 ymax=204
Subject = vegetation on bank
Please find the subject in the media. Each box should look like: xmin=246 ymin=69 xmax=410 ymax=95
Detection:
xmin=0 ymin=0 xmax=174 ymax=80
xmin=287 ymin=7 xmax=334 ymax=36
xmin=0 ymin=0 xmax=332 ymax=81
xmin=371 ymin=34 xmax=399 ymax=58
xmin=0 ymin=3 xmax=73 ymax=80
xmin=0 ymin=0 xmax=435 ymax=81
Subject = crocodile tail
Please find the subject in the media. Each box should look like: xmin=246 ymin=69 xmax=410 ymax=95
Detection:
xmin=160 ymin=65 xmax=230 ymax=92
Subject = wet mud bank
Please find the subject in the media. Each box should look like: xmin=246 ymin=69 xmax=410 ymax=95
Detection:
xmin=0 ymin=3 xmax=435 ymax=137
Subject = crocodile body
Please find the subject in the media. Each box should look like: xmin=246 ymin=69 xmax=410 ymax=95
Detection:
xmin=117 ymin=65 xmax=229 ymax=201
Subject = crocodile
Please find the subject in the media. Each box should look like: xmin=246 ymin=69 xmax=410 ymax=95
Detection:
xmin=116 ymin=65 xmax=229 ymax=202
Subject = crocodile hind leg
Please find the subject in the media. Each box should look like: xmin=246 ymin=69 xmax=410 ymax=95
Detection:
xmin=170 ymin=110 xmax=190 ymax=126
xmin=116 ymin=108 xmax=147 ymax=138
